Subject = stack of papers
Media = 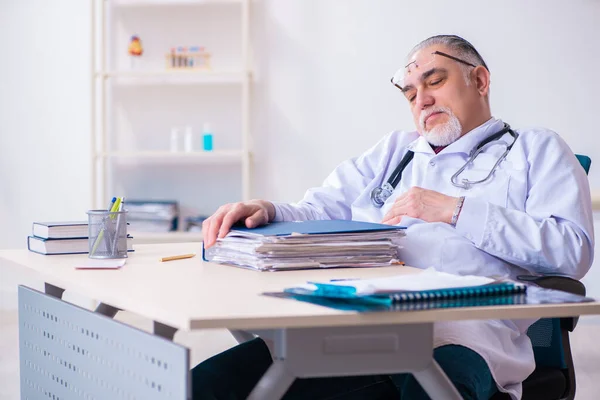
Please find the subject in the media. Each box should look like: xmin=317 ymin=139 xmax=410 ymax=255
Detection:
xmin=203 ymin=220 xmax=406 ymax=271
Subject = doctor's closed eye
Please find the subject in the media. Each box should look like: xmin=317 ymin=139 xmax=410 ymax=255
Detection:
xmin=404 ymin=73 xmax=447 ymax=103
xmin=405 ymin=90 xmax=417 ymax=103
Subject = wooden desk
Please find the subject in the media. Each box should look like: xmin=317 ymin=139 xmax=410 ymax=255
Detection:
xmin=3 ymin=243 xmax=600 ymax=400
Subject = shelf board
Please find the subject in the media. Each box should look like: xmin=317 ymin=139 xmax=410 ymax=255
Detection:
xmin=111 ymin=0 xmax=242 ymax=6
xmin=99 ymin=150 xmax=247 ymax=165
xmin=98 ymin=70 xmax=249 ymax=85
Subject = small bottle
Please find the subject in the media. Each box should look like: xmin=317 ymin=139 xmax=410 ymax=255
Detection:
xmin=184 ymin=125 xmax=194 ymax=152
xmin=170 ymin=127 xmax=180 ymax=152
xmin=202 ymin=123 xmax=213 ymax=151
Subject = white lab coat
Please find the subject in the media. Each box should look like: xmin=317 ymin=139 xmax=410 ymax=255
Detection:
xmin=272 ymin=117 xmax=594 ymax=399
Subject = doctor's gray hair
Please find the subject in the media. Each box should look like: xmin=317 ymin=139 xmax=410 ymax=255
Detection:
xmin=408 ymin=35 xmax=489 ymax=84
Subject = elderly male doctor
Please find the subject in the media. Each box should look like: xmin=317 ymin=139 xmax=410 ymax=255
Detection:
xmin=193 ymin=35 xmax=594 ymax=400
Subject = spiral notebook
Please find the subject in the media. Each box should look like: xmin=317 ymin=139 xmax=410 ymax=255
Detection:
xmin=266 ymin=268 xmax=528 ymax=308
xmin=264 ymin=284 xmax=593 ymax=313
xmin=265 ymin=290 xmax=529 ymax=312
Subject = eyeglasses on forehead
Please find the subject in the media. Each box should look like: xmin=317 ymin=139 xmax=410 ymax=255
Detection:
xmin=390 ymin=51 xmax=478 ymax=91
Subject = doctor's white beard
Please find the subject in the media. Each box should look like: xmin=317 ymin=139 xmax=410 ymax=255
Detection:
xmin=419 ymin=107 xmax=463 ymax=146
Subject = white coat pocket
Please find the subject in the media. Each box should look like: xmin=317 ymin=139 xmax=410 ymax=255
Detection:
xmin=454 ymin=154 xmax=511 ymax=208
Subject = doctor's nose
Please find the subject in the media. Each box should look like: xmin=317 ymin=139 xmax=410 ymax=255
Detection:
xmin=415 ymin=91 xmax=435 ymax=110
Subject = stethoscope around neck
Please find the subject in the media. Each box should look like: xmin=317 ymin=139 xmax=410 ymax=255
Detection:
xmin=370 ymin=123 xmax=519 ymax=208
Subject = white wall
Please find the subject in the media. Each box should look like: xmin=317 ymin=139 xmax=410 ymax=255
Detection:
xmin=250 ymin=0 xmax=600 ymax=202
xmin=0 ymin=0 xmax=92 ymax=249
xmin=2 ymin=0 xmax=600 ymax=298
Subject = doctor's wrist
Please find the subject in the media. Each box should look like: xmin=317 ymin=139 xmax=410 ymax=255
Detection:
xmin=262 ymin=200 xmax=276 ymax=222
xmin=450 ymin=196 xmax=466 ymax=227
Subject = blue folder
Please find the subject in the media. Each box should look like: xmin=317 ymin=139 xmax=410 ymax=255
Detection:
xmin=225 ymin=220 xmax=405 ymax=236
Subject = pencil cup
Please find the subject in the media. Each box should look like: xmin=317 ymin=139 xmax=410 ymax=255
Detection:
xmin=87 ymin=210 xmax=128 ymax=259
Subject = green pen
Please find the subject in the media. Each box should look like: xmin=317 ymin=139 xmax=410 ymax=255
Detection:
xmin=111 ymin=197 xmax=125 ymax=254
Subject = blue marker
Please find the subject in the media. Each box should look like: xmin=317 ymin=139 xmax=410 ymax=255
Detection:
xmin=107 ymin=197 xmax=117 ymax=211
xmin=104 ymin=197 xmax=118 ymax=249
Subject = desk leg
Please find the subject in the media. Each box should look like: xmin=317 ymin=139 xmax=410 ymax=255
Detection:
xmin=154 ymin=321 xmax=178 ymax=340
xmin=94 ymin=304 xmax=175 ymax=341
xmin=94 ymin=303 xmax=121 ymax=318
xmin=44 ymin=282 xmax=64 ymax=299
xmin=247 ymin=360 xmax=295 ymax=400
xmin=413 ymin=360 xmax=462 ymax=400
xmin=248 ymin=324 xmax=462 ymax=400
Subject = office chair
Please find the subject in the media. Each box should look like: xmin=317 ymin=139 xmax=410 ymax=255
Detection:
xmin=491 ymin=154 xmax=591 ymax=400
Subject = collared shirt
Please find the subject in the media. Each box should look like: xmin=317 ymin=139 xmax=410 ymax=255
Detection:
xmin=272 ymin=117 xmax=594 ymax=399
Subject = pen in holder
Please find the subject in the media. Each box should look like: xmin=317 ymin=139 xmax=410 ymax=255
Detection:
xmin=87 ymin=210 xmax=128 ymax=259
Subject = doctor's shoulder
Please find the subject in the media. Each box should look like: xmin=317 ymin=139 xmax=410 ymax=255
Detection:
xmin=514 ymin=126 xmax=579 ymax=160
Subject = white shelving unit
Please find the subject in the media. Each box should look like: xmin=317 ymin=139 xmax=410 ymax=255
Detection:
xmin=97 ymin=69 xmax=248 ymax=85
xmin=112 ymin=0 xmax=244 ymax=6
xmin=99 ymin=149 xmax=245 ymax=163
xmin=90 ymin=0 xmax=251 ymax=242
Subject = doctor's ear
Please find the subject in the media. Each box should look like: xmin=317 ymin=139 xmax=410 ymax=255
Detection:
xmin=471 ymin=66 xmax=491 ymax=97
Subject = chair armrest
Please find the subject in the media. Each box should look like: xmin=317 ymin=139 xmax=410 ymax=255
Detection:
xmin=517 ymin=275 xmax=586 ymax=296
xmin=517 ymin=275 xmax=586 ymax=331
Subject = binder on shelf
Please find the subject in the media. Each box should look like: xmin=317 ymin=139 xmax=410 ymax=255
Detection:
xmin=126 ymin=200 xmax=179 ymax=232
xmin=185 ymin=215 xmax=209 ymax=232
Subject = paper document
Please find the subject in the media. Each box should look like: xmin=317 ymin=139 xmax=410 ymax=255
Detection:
xmin=304 ymin=268 xmax=497 ymax=296
xmin=203 ymin=220 xmax=406 ymax=272
xmin=76 ymin=259 xmax=127 ymax=270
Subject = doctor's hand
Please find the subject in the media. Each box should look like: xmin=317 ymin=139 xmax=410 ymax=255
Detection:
xmin=381 ymin=187 xmax=460 ymax=226
xmin=202 ymin=200 xmax=276 ymax=248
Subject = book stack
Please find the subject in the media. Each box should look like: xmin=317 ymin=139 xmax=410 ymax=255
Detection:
xmin=203 ymin=220 xmax=406 ymax=271
xmin=27 ymin=221 xmax=134 ymax=255
xmin=126 ymin=200 xmax=179 ymax=233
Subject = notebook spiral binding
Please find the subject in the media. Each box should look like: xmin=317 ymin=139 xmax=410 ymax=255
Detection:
xmin=385 ymin=283 xmax=527 ymax=303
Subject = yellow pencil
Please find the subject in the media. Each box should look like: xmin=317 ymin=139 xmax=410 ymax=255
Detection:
xmin=159 ymin=253 xmax=196 ymax=262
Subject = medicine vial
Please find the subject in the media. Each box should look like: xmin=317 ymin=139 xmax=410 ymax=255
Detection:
xmin=170 ymin=127 xmax=180 ymax=152
xmin=184 ymin=125 xmax=194 ymax=152
xmin=202 ymin=123 xmax=213 ymax=151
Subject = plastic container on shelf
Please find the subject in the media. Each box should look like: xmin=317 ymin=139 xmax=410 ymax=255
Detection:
xmin=202 ymin=123 xmax=213 ymax=151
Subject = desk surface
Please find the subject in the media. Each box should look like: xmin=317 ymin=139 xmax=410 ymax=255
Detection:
xmin=2 ymin=243 xmax=600 ymax=331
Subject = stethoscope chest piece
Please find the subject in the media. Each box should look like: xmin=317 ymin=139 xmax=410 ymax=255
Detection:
xmin=370 ymin=182 xmax=394 ymax=208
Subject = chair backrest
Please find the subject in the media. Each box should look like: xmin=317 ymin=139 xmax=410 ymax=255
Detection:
xmin=576 ymin=154 xmax=591 ymax=174
xmin=527 ymin=317 xmax=567 ymax=368
xmin=526 ymin=153 xmax=591 ymax=369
